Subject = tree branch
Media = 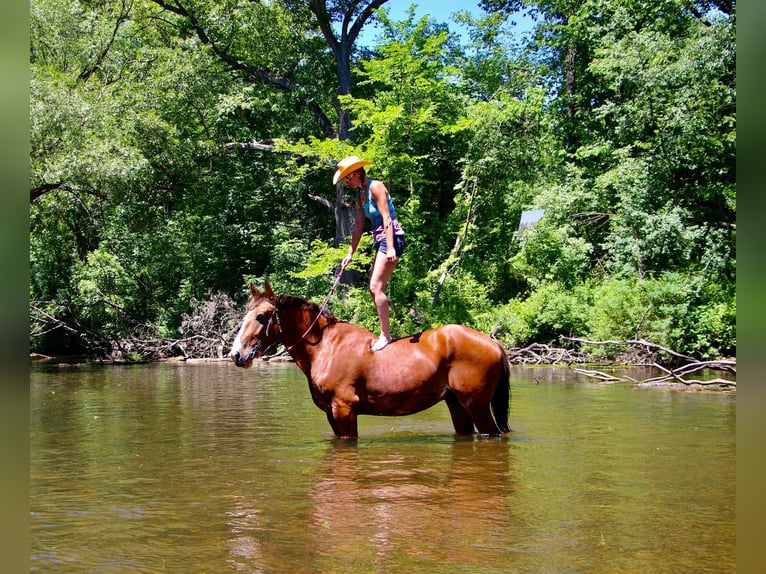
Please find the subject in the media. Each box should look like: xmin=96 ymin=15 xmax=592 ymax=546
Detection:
xmin=432 ymin=176 xmax=478 ymax=306
xmin=79 ymin=0 xmax=131 ymax=82
xmin=31 ymin=181 xmax=66 ymax=202
xmin=561 ymin=336 xmax=697 ymax=363
xmin=30 ymin=181 xmax=109 ymax=203
xmin=307 ymin=193 xmax=333 ymax=209
xmin=30 ymin=303 xmax=80 ymax=335
xmin=224 ymin=140 xmax=276 ymax=152
xmin=151 ymin=0 xmax=337 ymax=137
xmin=347 ymin=0 xmax=388 ymax=45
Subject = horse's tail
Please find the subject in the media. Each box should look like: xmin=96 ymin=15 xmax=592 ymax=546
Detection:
xmin=491 ymin=342 xmax=512 ymax=433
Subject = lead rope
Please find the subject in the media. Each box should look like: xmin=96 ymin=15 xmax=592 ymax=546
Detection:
xmin=281 ymin=262 xmax=347 ymax=353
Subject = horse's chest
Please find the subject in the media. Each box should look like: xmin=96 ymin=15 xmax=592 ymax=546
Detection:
xmin=308 ymin=368 xmax=361 ymax=409
xmin=306 ymin=376 xmax=333 ymax=405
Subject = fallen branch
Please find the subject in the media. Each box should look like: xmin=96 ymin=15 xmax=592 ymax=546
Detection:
xmin=514 ymin=336 xmax=739 ymax=388
xmin=561 ymin=336 xmax=697 ymax=363
xmin=639 ymin=360 xmax=736 ymax=387
xmin=573 ymin=368 xmax=623 ymax=382
xmin=639 ymin=377 xmax=736 ymax=388
xmin=572 ymin=361 xmax=735 ymax=388
xmin=506 ymin=343 xmax=591 ymax=365
xmin=30 ymin=304 xmax=80 ymax=335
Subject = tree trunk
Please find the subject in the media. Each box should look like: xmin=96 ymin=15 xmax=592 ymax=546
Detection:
xmin=432 ymin=178 xmax=478 ymax=306
xmin=335 ymin=43 xmax=354 ymax=141
xmin=334 ymin=183 xmax=355 ymax=247
xmin=564 ymin=45 xmax=576 ymax=151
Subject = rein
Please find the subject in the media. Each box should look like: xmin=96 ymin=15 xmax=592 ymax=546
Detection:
xmin=278 ymin=263 xmax=346 ymax=353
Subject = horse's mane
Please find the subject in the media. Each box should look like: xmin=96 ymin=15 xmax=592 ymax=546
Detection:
xmin=276 ymin=295 xmax=338 ymax=325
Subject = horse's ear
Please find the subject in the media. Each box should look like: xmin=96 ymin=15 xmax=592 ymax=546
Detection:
xmin=250 ymin=284 xmax=261 ymax=299
xmin=263 ymin=280 xmax=276 ymax=300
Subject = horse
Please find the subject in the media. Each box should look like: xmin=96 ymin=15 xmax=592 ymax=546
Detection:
xmin=229 ymin=282 xmax=511 ymax=440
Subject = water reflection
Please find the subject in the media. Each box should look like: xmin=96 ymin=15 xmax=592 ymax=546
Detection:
xmin=306 ymin=438 xmax=514 ymax=572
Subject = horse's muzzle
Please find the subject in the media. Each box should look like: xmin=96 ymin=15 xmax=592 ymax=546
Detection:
xmin=230 ymin=351 xmax=246 ymax=367
xmin=229 ymin=343 xmax=260 ymax=367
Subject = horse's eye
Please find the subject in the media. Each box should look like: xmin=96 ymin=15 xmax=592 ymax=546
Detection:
xmin=255 ymin=313 xmax=268 ymax=325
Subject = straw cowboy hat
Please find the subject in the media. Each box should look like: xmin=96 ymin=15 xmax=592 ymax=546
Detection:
xmin=332 ymin=155 xmax=372 ymax=185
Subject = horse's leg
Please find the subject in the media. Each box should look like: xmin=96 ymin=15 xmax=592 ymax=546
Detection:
xmin=329 ymin=400 xmax=359 ymax=440
xmin=465 ymin=403 xmax=502 ymax=436
xmin=325 ymin=411 xmax=341 ymax=436
xmin=445 ymin=391 xmax=475 ymax=435
xmin=451 ymin=389 xmax=502 ymax=436
xmin=448 ymin=360 xmax=504 ymax=436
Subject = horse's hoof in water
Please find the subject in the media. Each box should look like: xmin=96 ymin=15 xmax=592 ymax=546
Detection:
xmin=477 ymin=433 xmax=504 ymax=441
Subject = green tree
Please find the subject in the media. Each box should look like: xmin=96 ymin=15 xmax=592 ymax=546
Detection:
xmin=29 ymin=0 xmax=736 ymax=361
xmin=31 ymin=0 xmax=306 ymax=352
xmin=577 ymin=4 xmax=736 ymax=284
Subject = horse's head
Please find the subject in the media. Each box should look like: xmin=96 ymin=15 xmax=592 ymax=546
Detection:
xmin=229 ymin=282 xmax=282 ymax=368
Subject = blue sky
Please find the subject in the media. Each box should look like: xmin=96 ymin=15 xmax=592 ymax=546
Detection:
xmin=357 ymin=0 xmax=535 ymax=46
xmin=383 ymin=0 xmax=486 ymax=21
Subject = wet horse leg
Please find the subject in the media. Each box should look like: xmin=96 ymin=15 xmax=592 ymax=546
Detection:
xmin=450 ymin=389 xmax=502 ymax=436
xmin=324 ymin=411 xmax=341 ymax=436
xmin=329 ymin=400 xmax=359 ymax=439
xmin=464 ymin=400 xmax=502 ymax=436
xmin=449 ymin=365 xmax=503 ymax=436
xmin=445 ymin=391 xmax=475 ymax=435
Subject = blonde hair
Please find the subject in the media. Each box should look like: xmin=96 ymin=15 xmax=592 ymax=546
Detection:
xmin=353 ymin=168 xmax=368 ymax=207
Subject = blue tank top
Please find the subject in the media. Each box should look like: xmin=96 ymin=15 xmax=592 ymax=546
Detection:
xmin=361 ymin=179 xmax=395 ymax=228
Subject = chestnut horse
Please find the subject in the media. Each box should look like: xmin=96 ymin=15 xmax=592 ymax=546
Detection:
xmin=229 ymin=282 xmax=511 ymax=439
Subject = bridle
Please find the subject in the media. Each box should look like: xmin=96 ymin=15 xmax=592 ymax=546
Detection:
xmin=238 ymin=311 xmax=276 ymax=365
xmin=243 ymin=263 xmax=347 ymax=358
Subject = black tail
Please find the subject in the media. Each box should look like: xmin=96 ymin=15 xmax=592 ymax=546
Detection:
xmin=491 ymin=343 xmax=512 ymax=433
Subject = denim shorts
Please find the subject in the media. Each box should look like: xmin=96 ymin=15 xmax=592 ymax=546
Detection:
xmin=375 ymin=233 xmax=406 ymax=257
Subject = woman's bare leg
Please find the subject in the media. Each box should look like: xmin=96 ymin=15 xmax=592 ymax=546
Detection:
xmin=369 ymin=248 xmax=397 ymax=348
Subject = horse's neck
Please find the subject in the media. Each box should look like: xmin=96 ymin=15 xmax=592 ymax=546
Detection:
xmin=282 ymin=308 xmax=324 ymax=348
xmin=279 ymin=300 xmax=372 ymax=355
xmin=281 ymin=311 xmax=324 ymax=373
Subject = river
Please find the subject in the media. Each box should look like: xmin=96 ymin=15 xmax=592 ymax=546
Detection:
xmin=30 ymin=360 xmax=735 ymax=573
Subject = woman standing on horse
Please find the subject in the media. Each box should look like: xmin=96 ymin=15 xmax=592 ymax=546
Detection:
xmin=335 ymin=156 xmax=406 ymax=351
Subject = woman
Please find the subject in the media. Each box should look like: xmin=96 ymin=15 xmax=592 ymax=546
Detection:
xmin=335 ymin=156 xmax=406 ymax=351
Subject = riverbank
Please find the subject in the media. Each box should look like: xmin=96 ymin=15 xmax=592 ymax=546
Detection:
xmin=31 ymin=349 xmax=736 ymax=392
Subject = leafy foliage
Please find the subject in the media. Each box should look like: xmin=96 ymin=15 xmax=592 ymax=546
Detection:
xmin=29 ymin=0 xmax=735 ymax=361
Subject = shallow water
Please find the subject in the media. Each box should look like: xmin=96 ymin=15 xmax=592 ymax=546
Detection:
xmin=30 ymin=361 xmax=735 ymax=573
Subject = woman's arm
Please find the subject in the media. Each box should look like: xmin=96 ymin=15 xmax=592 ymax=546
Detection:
xmin=342 ymin=205 xmax=366 ymax=268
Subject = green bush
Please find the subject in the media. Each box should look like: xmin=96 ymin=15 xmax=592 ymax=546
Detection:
xmin=674 ymin=284 xmax=736 ymax=359
xmin=584 ymin=274 xmax=735 ymax=360
xmin=474 ymin=282 xmax=589 ymax=348
xmin=510 ymin=224 xmax=592 ymax=289
xmin=70 ymin=247 xmax=138 ymax=345
xmin=473 ymin=274 xmax=734 ymax=361
xmin=475 ymin=299 xmax=533 ymax=347
xmin=413 ymin=272 xmax=492 ymax=330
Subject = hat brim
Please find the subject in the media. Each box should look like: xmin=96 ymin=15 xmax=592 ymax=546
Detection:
xmin=333 ymin=160 xmax=372 ymax=185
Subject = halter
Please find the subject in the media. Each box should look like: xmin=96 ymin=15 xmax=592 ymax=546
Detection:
xmin=276 ymin=263 xmax=346 ymax=353
xmin=238 ymin=310 xmax=276 ymax=365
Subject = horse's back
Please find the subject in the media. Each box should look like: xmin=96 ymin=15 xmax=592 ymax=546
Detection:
xmin=318 ymin=321 xmax=502 ymax=394
xmin=420 ymin=324 xmax=503 ymax=363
